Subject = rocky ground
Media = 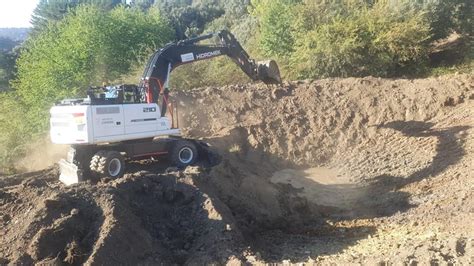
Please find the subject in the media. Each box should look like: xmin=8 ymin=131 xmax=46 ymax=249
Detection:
xmin=1 ymin=74 xmax=473 ymax=264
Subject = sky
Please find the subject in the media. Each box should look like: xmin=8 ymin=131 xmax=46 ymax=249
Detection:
xmin=0 ymin=0 xmax=40 ymax=28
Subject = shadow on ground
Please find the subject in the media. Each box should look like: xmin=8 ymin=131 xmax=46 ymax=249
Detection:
xmin=185 ymin=120 xmax=470 ymax=262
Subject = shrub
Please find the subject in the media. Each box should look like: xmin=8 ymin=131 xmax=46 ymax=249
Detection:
xmin=253 ymin=1 xmax=432 ymax=79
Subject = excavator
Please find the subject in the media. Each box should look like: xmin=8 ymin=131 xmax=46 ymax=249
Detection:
xmin=50 ymin=30 xmax=281 ymax=185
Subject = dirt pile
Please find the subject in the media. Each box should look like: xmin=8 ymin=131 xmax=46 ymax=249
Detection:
xmin=1 ymin=74 xmax=473 ymax=264
xmin=0 ymin=167 xmax=245 ymax=264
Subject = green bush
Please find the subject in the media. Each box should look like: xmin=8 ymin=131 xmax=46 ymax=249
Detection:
xmin=250 ymin=0 xmax=298 ymax=57
xmin=0 ymin=93 xmax=29 ymax=173
xmin=252 ymin=1 xmax=432 ymax=79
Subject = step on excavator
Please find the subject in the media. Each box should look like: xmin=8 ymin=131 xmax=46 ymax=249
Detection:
xmin=50 ymin=30 xmax=281 ymax=185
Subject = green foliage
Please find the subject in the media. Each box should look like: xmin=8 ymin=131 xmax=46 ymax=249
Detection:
xmin=413 ymin=0 xmax=473 ymax=41
xmin=0 ymin=37 xmax=18 ymax=51
xmin=0 ymin=38 xmax=19 ymax=91
xmin=131 ymin=0 xmax=155 ymax=10
xmin=31 ymin=0 xmax=126 ymax=31
xmin=0 ymin=5 xmax=173 ymax=170
xmin=0 ymin=93 xmax=29 ymax=173
xmin=252 ymin=1 xmax=433 ymax=79
xmin=16 ymin=5 xmax=172 ymax=110
xmin=155 ymin=0 xmax=225 ymax=39
xmin=144 ymin=0 xmax=258 ymax=88
xmin=250 ymin=0 xmax=298 ymax=57
xmin=170 ymin=56 xmax=251 ymax=89
xmin=0 ymin=50 xmax=17 ymax=90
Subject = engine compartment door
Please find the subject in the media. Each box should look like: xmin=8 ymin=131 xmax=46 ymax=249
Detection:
xmin=91 ymin=105 xmax=125 ymax=138
xmin=123 ymin=103 xmax=161 ymax=135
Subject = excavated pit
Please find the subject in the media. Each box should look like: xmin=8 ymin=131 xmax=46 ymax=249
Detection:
xmin=1 ymin=75 xmax=473 ymax=264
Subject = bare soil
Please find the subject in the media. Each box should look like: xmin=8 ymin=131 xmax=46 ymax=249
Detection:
xmin=1 ymin=74 xmax=473 ymax=264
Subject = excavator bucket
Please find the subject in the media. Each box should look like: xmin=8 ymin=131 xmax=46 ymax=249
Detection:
xmin=257 ymin=60 xmax=282 ymax=84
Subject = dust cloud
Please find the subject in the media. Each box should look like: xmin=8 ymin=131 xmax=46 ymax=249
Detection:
xmin=14 ymin=136 xmax=68 ymax=172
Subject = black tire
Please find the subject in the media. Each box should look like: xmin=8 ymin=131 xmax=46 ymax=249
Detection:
xmin=90 ymin=150 xmax=125 ymax=179
xmin=170 ymin=140 xmax=198 ymax=168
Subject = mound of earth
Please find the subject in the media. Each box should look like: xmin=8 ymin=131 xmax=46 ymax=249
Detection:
xmin=0 ymin=167 xmax=245 ymax=264
xmin=1 ymin=74 xmax=473 ymax=264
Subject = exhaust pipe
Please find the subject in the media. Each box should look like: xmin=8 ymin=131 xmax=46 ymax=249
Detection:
xmin=257 ymin=60 xmax=282 ymax=84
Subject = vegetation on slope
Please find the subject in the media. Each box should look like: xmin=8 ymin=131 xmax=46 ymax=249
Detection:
xmin=0 ymin=0 xmax=472 ymax=172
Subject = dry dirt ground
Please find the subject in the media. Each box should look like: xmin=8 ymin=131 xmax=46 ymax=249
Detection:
xmin=1 ymin=74 xmax=473 ymax=264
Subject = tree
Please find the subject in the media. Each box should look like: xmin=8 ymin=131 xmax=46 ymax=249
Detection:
xmin=250 ymin=0 xmax=432 ymax=79
xmin=130 ymin=0 xmax=155 ymax=10
xmin=154 ymin=0 xmax=225 ymax=39
xmin=0 ymin=51 xmax=17 ymax=91
xmin=402 ymin=0 xmax=473 ymax=40
xmin=0 ymin=39 xmax=20 ymax=91
xmin=0 ymin=37 xmax=18 ymax=51
xmin=31 ymin=0 xmax=126 ymax=31
xmin=17 ymin=5 xmax=173 ymax=120
xmin=0 ymin=5 xmax=174 ymax=170
xmin=250 ymin=0 xmax=298 ymax=57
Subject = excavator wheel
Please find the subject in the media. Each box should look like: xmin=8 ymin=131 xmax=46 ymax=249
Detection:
xmin=257 ymin=60 xmax=282 ymax=84
xmin=170 ymin=140 xmax=198 ymax=168
xmin=90 ymin=150 xmax=125 ymax=179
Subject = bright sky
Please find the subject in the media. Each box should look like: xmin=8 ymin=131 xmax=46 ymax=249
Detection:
xmin=0 ymin=0 xmax=39 ymax=28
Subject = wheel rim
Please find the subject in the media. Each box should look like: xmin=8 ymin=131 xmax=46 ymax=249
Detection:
xmin=178 ymin=147 xmax=194 ymax=164
xmin=108 ymin=158 xmax=121 ymax=177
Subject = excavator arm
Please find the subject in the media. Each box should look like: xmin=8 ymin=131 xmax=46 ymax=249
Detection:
xmin=138 ymin=30 xmax=281 ymax=116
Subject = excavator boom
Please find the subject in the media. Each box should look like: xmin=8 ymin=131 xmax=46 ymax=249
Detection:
xmin=139 ymin=30 xmax=281 ymax=116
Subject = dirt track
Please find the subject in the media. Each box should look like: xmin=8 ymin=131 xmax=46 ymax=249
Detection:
xmin=1 ymin=75 xmax=473 ymax=264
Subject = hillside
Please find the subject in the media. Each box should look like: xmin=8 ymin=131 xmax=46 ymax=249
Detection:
xmin=0 ymin=28 xmax=30 ymax=42
xmin=1 ymin=75 xmax=473 ymax=264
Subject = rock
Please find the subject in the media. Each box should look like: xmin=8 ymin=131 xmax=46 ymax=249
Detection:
xmin=271 ymin=88 xmax=287 ymax=100
xmin=184 ymin=166 xmax=202 ymax=175
xmin=246 ymin=255 xmax=257 ymax=263
xmin=2 ymin=214 xmax=11 ymax=222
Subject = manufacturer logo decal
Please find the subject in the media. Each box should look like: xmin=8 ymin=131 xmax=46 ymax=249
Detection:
xmin=196 ymin=50 xmax=221 ymax=60
xmin=143 ymin=107 xmax=156 ymax=112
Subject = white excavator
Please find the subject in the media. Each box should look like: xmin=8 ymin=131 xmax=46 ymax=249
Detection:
xmin=50 ymin=30 xmax=281 ymax=185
